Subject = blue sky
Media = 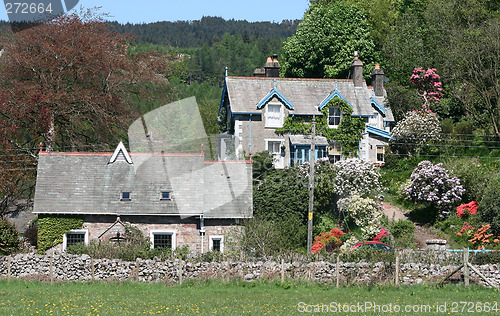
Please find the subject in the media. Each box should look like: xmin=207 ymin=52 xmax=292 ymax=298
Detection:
xmin=1 ymin=0 xmax=310 ymax=23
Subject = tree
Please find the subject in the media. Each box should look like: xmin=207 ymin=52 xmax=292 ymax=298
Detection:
xmin=0 ymin=10 xmax=159 ymax=217
xmin=281 ymin=1 xmax=379 ymax=78
xmin=0 ymin=219 xmax=20 ymax=255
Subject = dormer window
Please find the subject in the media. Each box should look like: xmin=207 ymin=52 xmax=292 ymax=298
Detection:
xmin=265 ymin=103 xmax=283 ymax=128
xmin=328 ymin=107 xmax=341 ymax=128
xmin=160 ymin=191 xmax=171 ymax=200
xmin=121 ymin=192 xmax=131 ymax=201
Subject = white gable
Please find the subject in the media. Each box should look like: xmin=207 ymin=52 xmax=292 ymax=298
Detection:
xmin=109 ymin=141 xmax=133 ymax=164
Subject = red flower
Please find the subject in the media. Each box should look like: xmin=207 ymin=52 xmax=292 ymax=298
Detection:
xmin=373 ymin=228 xmax=388 ymax=241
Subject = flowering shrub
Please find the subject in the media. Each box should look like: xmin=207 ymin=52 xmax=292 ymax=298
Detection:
xmin=332 ymin=158 xmax=382 ymax=197
xmin=468 ymin=224 xmax=494 ymax=250
xmin=456 ymin=201 xmax=478 ymax=218
xmin=373 ymin=228 xmax=388 ymax=242
xmin=406 ymin=160 xmax=465 ymax=217
xmin=340 ymin=235 xmax=360 ymax=252
xmin=338 ymin=195 xmax=382 ymax=240
xmin=390 ymin=105 xmax=441 ymax=154
xmin=311 ymin=227 xmax=344 ymax=254
xmin=410 ymin=67 xmax=444 ymax=105
xmin=456 ymin=222 xmax=474 ymax=237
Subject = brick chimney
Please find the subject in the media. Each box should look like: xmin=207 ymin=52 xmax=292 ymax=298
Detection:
xmin=350 ymin=51 xmax=363 ymax=87
xmin=264 ymin=54 xmax=280 ymax=77
xmin=371 ymin=64 xmax=384 ymax=97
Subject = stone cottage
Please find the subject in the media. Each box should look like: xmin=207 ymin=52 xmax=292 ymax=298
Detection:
xmin=218 ymin=53 xmax=395 ymax=168
xmin=33 ymin=141 xmax=253 ymax=254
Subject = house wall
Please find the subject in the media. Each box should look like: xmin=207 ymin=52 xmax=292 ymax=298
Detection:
xmin=80 ymin=215 xmax=242 ymax=254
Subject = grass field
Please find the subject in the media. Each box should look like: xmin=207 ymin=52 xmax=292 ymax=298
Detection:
xmin=0 ymin=279 xmax=497 ymax=315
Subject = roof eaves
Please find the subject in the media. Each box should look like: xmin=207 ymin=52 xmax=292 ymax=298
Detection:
xmin=366 ymin=125 xmax=394 ymax=140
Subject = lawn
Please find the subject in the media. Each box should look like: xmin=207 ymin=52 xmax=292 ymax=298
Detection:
xmin=0 ymin=280 xmax=498 ymax=315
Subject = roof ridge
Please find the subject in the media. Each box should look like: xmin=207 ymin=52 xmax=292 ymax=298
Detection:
xmin=228 ymin=76 xmax=359 ymax=82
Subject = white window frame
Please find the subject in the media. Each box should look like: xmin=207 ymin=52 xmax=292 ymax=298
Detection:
xmin=266 ymin=139 xmax=285 ymax=169
xmin=160 ymin=191 xmax=171 ymax=200
xmin=265 ymin=102 xmax=284 ymax=128
xmin=121 ymin=191 xmax=131 ymax=201
xmin=328 ymin=106 xmax=341 ymax=128
xmin=329 ymin=143 xmax=342 ymax=163
xmin=376 ymin=146 xmax=385 ymax=163
xmin=63 ymin=229 xmax=89 ymax=251
xmin=209 ymin=235 xmax=224 ymax=253
xmin=150 ymin=230 xmax=176 ymax=250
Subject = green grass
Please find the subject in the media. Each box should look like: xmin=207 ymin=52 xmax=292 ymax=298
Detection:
xmin=0 ymin=280 xmax=497 ymax=315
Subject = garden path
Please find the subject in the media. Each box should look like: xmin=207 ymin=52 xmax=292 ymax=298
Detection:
xmin=381 ymin=202 xmax=447 ymax=249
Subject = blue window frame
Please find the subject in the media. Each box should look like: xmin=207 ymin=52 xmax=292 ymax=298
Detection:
xmin=290 ymin=145 xmax=327 ymax=166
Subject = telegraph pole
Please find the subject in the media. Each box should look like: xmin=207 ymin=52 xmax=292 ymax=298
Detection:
xmin=307 ymin=115 xmax=316 ymax=254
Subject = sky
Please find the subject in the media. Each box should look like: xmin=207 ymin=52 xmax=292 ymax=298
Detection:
xmin=1 ymin=0 xmax=310 ymax=24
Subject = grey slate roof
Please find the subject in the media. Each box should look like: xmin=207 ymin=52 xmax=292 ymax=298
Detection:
xmin=33 ymin=151 xmax=252 ymax=219
xmin=289 ymin=135 xmax=329 ymax=146
xmin=225 ymin=76 xmax=394 ymax=121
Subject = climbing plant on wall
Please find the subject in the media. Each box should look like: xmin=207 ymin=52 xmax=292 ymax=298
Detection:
xmin=276 ymin=97 xmax=365 ymax=156
xmin=37 ymin=214 xmax=84 ymax=254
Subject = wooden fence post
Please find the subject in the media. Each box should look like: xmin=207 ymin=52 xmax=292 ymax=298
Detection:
xmin=336 ymin=255 xmax=340 ymax=288
xmin=91 ymin=257 xmax=95 ymax=282
xmin=49 ymin=256 xmax=53 ymax=285
xmin=178 ymin=261 xmax=183 ymax=285
xmin=395 ymin=251 xmax=400 ymax=286
xmin=7 ymin=256 xmax=11 ymax=283
xmin=464 ymin=248 xmax=469 ymax=286
xmin=281 ymin=258 xmax=285 ymax=283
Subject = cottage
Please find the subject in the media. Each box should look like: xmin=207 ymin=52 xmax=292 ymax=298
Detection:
xmin=33 ymin=141 xmax=252 ymax=254
xmin=219 ymin=53 xmax=395 ymax=167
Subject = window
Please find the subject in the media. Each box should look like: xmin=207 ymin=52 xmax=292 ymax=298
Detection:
xmin=209 ymin=235 xmax=224 ymax=252
xmin=328 ymin=107 xmax=341 ymax=127
xmin=160 ymin=191 xmax=171 ymax=200
xmin=150 ymin=231 xmax=176 ymax=250
xmin=265 ymin=103 xmax=283 ymax=128
xmin=376 ymin=146 xmax=385 ymax=162
xmin=267 ymin=140 xmax=281 ymax=154
xmin=63 ymin=230 xmax=88 ymax=251
xmin=121 ymin=192 xmax=131 ymax=201
xmin=328 ymin=143 xmax=342 ymax=163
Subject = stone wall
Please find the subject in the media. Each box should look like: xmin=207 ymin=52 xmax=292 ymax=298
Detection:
xmin=0 ymin=253 xmax=498 ymax=287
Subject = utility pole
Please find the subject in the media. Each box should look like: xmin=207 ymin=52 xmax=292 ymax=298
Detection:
xmin=307 ymin=115 xmax=316 ymax=254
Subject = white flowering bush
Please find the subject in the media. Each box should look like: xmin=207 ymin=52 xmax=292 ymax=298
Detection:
xmin=332 ymin=158 xmax=382 ymax=197
xmin=391 ymin=105 xmax=441 ymax=155
xmin=406 ymin=160 xmax=465 ymax=217
xmin=340 ymin=235 xmax=360 ymax=252
xmin=338 ymin=194 xmax=383 ymax=240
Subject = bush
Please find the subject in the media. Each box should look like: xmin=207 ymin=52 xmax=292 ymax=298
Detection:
xmin=447 ymin=159 xmax=490 ymax=202
xmin=406 ymin=160 xmax=465 ymax=218
xmin=389 ymin=220 xmax=415 ymax=238
xmin=478 ymin=176 xmax=500 ymax=236
xmin=0 ymin=220 xmax=20 ymax=255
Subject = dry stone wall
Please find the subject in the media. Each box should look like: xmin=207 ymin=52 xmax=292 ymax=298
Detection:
xmin=0 ymin=253 xmax=498 ymax=288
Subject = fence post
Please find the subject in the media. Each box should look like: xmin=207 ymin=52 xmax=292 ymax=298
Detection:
xmin=7 ymin=256 xmax=11 ymax=283
xmin=464 ymin=248 xmax=469 ymax=286
xmin=395 ymin=251 xmax=400 ymax=286
xmin=91 ymin=257 xmax=95 ymax=282
xmin=336 ymin=255 xmax=340 ymax=288
xmin=178 ymin=261 xmax=183 ymax=285
xmin=49 ymin=256 xmax=53 ymax=284
xmin=281 ymin=258 xmax=285 ymax=283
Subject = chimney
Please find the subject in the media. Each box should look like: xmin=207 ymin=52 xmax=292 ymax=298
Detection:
xmin=371 ymin=64 xmax=385 ymax=97
xmin=264 ymin=54 xmax=280 ymax=77
xmin=350 ymin=51 xmax=363 ymax=87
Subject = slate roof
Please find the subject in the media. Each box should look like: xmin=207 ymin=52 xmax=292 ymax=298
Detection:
xmin=224 ymin=76 xmax=394 ymax=121
xmin=33 ymin=151 xmax=253 ymax=219
xmin=289 ymin=135 xmax=329 ymax=146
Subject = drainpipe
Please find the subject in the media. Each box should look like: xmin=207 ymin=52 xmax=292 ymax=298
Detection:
xmin=200 ymin=215 xmax=205 ymax=253
xmin=249 ymin=114 xmax=252 ymax=154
